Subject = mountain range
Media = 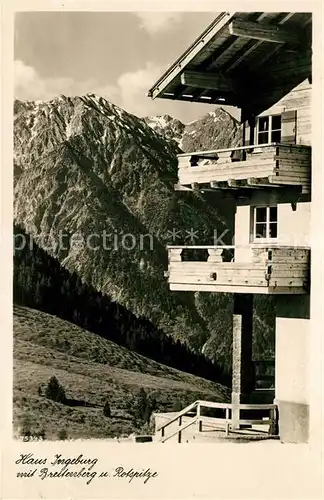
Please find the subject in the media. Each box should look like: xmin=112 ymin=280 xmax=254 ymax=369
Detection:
xmin=13 ymin=93 xmax=275 ymax=371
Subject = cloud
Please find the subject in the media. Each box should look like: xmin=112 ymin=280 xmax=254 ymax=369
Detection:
xmin=14 ymin=59 xmax=170 ymax=118
xmin=14 ymin=60 xmax=98 ymax=101
xmin=134 ymin=12 xmax=183 ymax=34
xmin=112 ymin=63 xmax=165 ymax=116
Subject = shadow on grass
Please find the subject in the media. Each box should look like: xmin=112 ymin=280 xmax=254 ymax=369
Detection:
xmin=63 ymin=398 xmax=101 ymax=408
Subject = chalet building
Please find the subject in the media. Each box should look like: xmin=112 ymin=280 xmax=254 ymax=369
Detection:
xmin=148 ymin=12 xmax=312 ymax=443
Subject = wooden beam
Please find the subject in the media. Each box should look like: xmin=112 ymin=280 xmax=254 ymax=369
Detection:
xmin=210 ymin=181 xmax=237 ymax=190
xmin=252 ymin=15 xmax=310 ymax=69
xmin=247 ymin=177 xmax=282 ymax=188
xmin=174 ymin=183 xmax=192 ymax=191
xmin=223 ymin=39 xmax=263 ymax=72
xmin=180 ymin=70 xmax=235 ymax=93
xmin=148 ymin=12 xmax=235 ymax=99
xmin=228 ymin=19 xmax=301 ymax=44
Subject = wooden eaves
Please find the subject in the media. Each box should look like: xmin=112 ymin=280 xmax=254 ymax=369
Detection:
xmin=147 ymin=12 xmax=312 ymax=117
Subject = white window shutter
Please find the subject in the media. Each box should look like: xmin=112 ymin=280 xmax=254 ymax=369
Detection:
xmin=281 ymin=110 xmax=297 ymax=144
xmin=244 ymin=121 xmax=251 ymax=145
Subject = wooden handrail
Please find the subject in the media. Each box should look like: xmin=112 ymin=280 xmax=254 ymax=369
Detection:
xmin=177 ymin=142 xmax=311 ymax=158
xmin=161 ymin=416 xmax=197 ymax=443
xmin=167 ymin=245 xmax=311 ymax=250
xmin=156 ymin=400 xmax=279 ymax=442
xmin=167 ymin=245 xmax=235 ymax=250
xmin=156 ymin=401 xmax=198 ymax=433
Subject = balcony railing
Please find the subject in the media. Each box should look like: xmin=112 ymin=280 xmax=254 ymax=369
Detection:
xmin=166 ymin=245 xmax=310 ymax=294
xmin=177 ymin=143 xmax=311 ymax=194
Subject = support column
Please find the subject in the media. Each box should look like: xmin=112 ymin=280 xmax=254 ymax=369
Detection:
xmin=231 ymin=293 xmax=254 ymax=429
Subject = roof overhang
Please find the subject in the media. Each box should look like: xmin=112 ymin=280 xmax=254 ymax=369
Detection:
xmin=147 ymin=12 xmax=312 ymax=117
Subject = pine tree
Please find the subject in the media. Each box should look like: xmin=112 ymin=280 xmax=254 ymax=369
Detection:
xmin=45 ymin=376 xmax=66 ymax=403
xmin=129 ymin=388 xmax=157 ymax=425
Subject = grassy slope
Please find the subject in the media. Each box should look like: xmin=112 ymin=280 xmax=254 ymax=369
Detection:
xmin=13 ymin=305 xmax=230 ymax=440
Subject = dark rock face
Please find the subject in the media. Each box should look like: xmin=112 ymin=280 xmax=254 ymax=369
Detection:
xmin=144 ymin=107 xmax=242 ymax=154
xmin=144 ymin=115 xmax=185 ymax=148
xmin=180 ymin=107 xmax=242 ymax=153
xmin=13 ymin=94 xmax=274 ymax=369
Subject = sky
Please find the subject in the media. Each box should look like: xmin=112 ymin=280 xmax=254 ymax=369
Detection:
xmin=14 ymin=11 xmax=239 ymax=123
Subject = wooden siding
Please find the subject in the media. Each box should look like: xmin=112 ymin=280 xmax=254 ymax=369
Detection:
xmin=254 ymin=81 xmax=311 ymax=146
xmin=167 ymin=246 xmax=310 ymax=295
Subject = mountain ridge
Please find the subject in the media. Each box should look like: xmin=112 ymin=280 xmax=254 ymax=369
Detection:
xmin=13 ymin=93 xmax=274 ymax=370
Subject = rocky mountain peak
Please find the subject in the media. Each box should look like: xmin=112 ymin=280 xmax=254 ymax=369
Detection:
xmin=180 ymin=106 xmax=242 ymax=153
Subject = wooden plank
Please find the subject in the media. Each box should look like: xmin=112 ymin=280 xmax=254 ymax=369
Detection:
xmin=237 ymin=404 xmax=276 ymax=410
xmin=179 ymin=168 xmax=276 ymax=181
xmin=228 ymin=19 xmax=302 ymax=44
xmin=258 ymin=248 xmax=310 ymax=256
xmin=198 ymin=400 xmax=230 ymax=409
xmin=169 ymin=263 xmax=269 ymax=271
xmin=277 ymin=159 xmax=311 ymax=167
xmin=238 ymin=419 xmax=271 ymax=425
xmin=275 ymin=153 xmax=311 ymax=161
xmin=270 ymin=271 xmax=309 ymax=278
xmin=169 ymin=283 xmax=308 ymax=294
xmin=167 ymin=245 xmax=235 ymax=249
xmin=275 ymin=165 xmax=310 ymax=173
xmin=268 ymin=278 xmax=308 ymax=287
xmin=170 ymin=274 xmax=308 ymax=287
xmin=276 ymin=173 xmax=310 ymax=181
xmin=277 ymin=144 xmax=311 ymax=152
xmin=271 ymin=264 xmax=309 ymax=270
xmin=269 ymin=176 xmax=308 ymax=185
xmin=169 ymin=276 xmax=269 ymax=287
xmin=170 ymin=269 xmax=268 ymax=279
xmin=177 ymin=143 xmax=277 ymax=158
xmin=180 ymin=170 xmax=276 ymax=184
xmin=179 ymin=158 xmax=276 ymax=171
xmin=180 ymin=70 xmax=235 ymax=92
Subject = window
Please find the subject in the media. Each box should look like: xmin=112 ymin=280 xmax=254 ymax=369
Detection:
xmin=253 ymin=206 xmax=278 ymax=241
xmin=257 ymin=115 xmax=282 ymax=144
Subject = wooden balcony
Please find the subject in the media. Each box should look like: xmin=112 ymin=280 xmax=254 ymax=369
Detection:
xmin=166 ymin=245 xmax=310 ymax=294
xmin=177 ymin=143 xmax=311 ymax=194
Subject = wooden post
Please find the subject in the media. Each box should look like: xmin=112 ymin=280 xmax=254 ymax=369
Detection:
xmin=231 ymin=294 xmax=254 ymax=430
xmin=269 ymin=407 xmax=275 ymax=435
xmin=269 ymin=405 xmax=279 ymax=436
xmin=225 ymin=406 xmax=230 ymax=436
xmin=196 ymin=402 xmax=201 ymax=432
xmin=169 ymin=249 xmax=183 ymax=262
xmin=207 ymin=248 xmax=223 ymax=262
xmin=178 ymin=416 xmax=182 ymax=443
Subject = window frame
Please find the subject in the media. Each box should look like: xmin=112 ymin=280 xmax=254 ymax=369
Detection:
xmin=256 ymin=114 xmax=282 ymax=145
xmin=252 ymin=205 xmax=278 ymax=243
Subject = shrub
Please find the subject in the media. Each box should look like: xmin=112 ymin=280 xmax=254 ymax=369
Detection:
xmin=103 ymin=401 xmax=111 ymax=418
xmin=45 ymin=376 xmax=66 ymax=403
xmin=19 ymin=415 xmax=32 ymax=441
xmin=127 ymin=388 xmax=157 ymax=425
xmin=58 ymin=428 xmax=68 ymax=440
